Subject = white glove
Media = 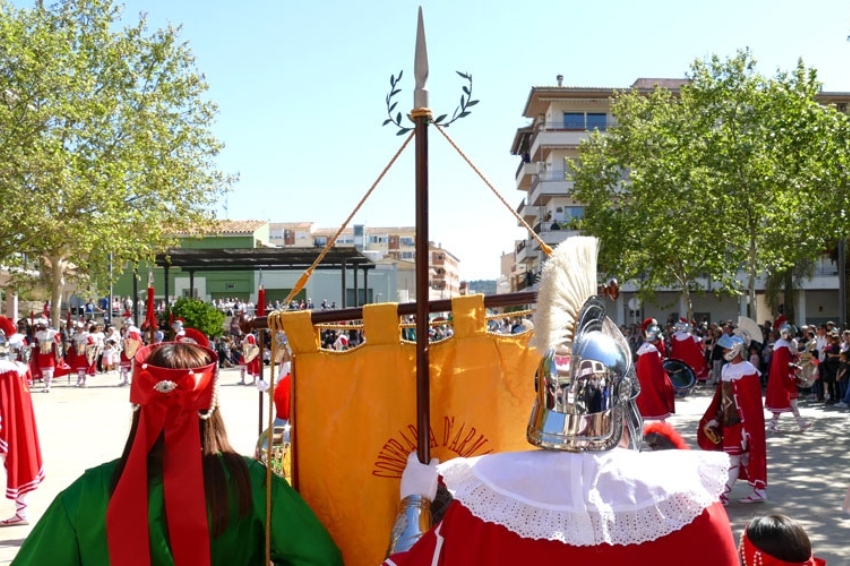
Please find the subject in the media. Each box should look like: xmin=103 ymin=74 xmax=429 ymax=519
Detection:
xmin=256 ymin=379 xmax=270 ymax=392
xmin=400 ymin=451 xmax=439 ymax=502
xmin=706 ymin=419 xmax=719 ymax=429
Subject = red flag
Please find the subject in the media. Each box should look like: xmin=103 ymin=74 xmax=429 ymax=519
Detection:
xmin=257 ymin=287 xmax=266 ymax=317
xmin=145 ymin=286 xmax=157 ymax=331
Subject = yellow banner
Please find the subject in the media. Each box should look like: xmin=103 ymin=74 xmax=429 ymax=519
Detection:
xmin=284 ymin=295 xmax=540 ymax=566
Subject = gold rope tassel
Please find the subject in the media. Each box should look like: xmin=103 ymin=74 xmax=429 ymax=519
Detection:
xmin=434 ymin=123 xmax=552 ymax=257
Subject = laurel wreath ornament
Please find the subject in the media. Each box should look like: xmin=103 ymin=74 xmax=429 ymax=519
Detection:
xmin=383 ymin=70 xmax=479 ymax=135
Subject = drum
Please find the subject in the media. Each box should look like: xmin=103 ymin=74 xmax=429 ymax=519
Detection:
xmin=662 ymin=358 xmax=697 ymax=397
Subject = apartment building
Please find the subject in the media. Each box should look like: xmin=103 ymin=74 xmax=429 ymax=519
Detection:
xmin=507 ymin=77 xmax=850 ymax=326
xmin=269 ymin=223 xmax=463 ymax=302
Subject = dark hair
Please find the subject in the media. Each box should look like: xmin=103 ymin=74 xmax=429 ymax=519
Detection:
xmin=110 ymin=343 xmax=252 ymax=538
xmin=745 ymin=514 xmax=812 ymax=562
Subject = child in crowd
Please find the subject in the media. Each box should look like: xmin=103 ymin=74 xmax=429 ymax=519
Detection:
xmin=739 ymin=514 xmax=825 ymax=565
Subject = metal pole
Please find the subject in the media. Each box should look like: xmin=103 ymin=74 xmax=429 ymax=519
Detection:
xmin=413 ymin=7 xmax=431 ymax=464
xmin=838 ymin=238 xmax=847 ymax=330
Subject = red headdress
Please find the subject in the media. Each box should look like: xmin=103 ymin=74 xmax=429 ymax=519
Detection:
xmin=773 ymin=316 xmax=788 ymax=331
xmin=739 ymin=529 xmax=824 ymax=566
xmin=0 ymin=316 xmax=16 ymax=338
xmin=642 ymin=421 xmax=689 ymax=451
xmin=175 ymin=328 xmax=209 ymax=348
xmin=106 ymin=340 xmax=218 ymax=566
xmin=640 ymin=317 xmax=657 ymax=333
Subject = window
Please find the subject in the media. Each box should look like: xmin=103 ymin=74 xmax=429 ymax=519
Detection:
xmin=563 ymin=112 xmax=584 ymax=130
xmin=399 ymin=237 xmax=415 ymax=247
xmin=295 ymin=231 xmax=308 ymax=240
xmin=401 ymin=251 xmax=415 ymax=259
xmin=586 ymin=113 xmax=607 ymax=131
xmin=564 ymin=206 xmax=584 ymax=220
xmin=314 ymin=236 xmax=327 ymax=247
xmin=562 ymin=112 xmax=607 ymax=132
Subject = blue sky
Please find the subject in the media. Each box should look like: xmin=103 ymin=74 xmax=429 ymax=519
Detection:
xmin=15 ymin=1 xmax=850 ymax=280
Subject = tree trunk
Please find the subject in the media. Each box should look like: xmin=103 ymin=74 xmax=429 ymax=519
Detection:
xmin=47 ymin=255 xmax=65 ymax=329
xmin=783 ymin=269 xmax=796 ymax=325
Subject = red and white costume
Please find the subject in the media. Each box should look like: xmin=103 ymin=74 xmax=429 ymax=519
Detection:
xmin=765 ymin=337 xmax=812 ymax=432
xmin=765 ymin=337 xmax=798 ymax=412
xmin=67 ymin=328 xmax=95 ymax=386
xmin=384 ymin=449 xmax=737 ymax=566
xmin=243 ymin=333 xmax=260 ymax=379
xmin=0 ymin=359 xmax=44 ymax=524
xmin=32 ymin=328 xmax=68 ymax=392
xmin=635 ymin=341 xmax=675 ymax=420
xmin=671 ymin=328 xmax=708 ymax=381
xmin=119 ymin=325 xmax=142 ymax=386
xmin=698 ymin=360 xmax=767 ymax=503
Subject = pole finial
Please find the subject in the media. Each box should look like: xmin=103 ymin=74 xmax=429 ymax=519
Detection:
xmin=414 ymin=6 xmax=429 ymax=109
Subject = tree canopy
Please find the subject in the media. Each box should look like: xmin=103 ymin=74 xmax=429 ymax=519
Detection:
xmin=0 ymin=0 xmax=233 ymax=327
xmin=569 ymin=49 xmax=850 ymax=322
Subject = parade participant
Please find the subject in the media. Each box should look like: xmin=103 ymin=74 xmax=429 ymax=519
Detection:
xmin=635 ymin=324 xmax=675 ymax=420
xmin=641 ymin=317 xmax=665 ymax=357
xmin=740 ymin=514 xmax=826 ymax=565
xmin=698 ymin=333 xmax=767 ymax=504
xmin=30 ymin=320 xmax=62 ymax=393
xmin=670 ymin=318 xmax=708 ymax=382
xmin=119 ymin=319 xmax=142 ymax=387
xmin=383 ymin=237 xmax=737 ymax=565
xmin=766 ymin=323 xmax=812 ymax=432
xmin=11 ymin=338 xmax=343 ymax=565
xmin=171 ymin=317 xmax=186 ymax=340
xmin=240 ymin=331 xmax=261 ymax=386
xmin=0 ymin=327 xmax=44 ymax=526
xmin=67 ymin=323 xmax=95 ymax=388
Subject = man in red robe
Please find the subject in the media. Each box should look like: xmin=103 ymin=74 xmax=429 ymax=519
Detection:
xmin=635 ymin=325 xmax=675 ymax=420
xmin=0 ymin=323 xmax=44 ymax=526
xmin=698 ymin=334 xmax=767 ymax=504
xmin=382 ymin=237 xmax=738 ymax=566
xmin=765 ymin=323 xmax=812 ymax=432
xmin=670 ymin=318 xmax=708 ymax=381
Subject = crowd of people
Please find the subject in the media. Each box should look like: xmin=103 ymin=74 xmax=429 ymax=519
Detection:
xmin=0 ymin=236 xmax=845 ymax=563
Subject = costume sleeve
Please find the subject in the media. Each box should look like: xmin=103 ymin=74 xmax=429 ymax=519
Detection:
xmin=383 ymin=525 xmax=441 ymax=566
xmin=261 ymin=472 xmax=344 ymax=566
xmin=11 ymin=495 xmax=81 ymax=566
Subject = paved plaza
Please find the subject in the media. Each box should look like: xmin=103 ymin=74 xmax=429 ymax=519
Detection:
xmin=0 ymin=370 xmax=848 ymax=563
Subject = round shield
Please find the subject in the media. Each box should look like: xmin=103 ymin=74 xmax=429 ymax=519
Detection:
xmin=662 ymin=358 xmax=697 ymax=397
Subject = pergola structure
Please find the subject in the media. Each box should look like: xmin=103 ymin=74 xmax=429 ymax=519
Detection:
xmin=133 ymin=247 xmax=376 ymax=317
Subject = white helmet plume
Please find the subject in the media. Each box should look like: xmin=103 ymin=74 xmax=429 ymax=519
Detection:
xmin=529 ymin=236 xmax=599 ymax=353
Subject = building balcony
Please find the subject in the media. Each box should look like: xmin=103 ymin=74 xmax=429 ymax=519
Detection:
xmin=516 ymin=239 xmax=532 ymax=263
xmin=528 ymin=172 xmax=574 ymax=206
xmin=531 ymin=225 xmax=581 ymax=250
xmin=529 ymin=125 xmax=591 ymax=161
xmin=515 ymin=161 xmax=540 ymax=191
xmin=516 ymin=199 xmax=537 ymax=225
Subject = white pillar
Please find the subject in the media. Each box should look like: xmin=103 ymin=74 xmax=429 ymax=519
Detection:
xmin=796 ymin=290 xmax=807 ymax=326
xmin=3 ymin=292 xmax=18 ymax=321
xmin=739 ymin=295 xmax=748 ymax=318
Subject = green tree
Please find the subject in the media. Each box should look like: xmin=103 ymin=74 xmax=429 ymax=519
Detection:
xmin=0 ymin=0 xmax=233 ymax=328
xmin=570 ymin=50 xmax=848 ymax=322
xmin=167 ymin=297 xmax=225 ymax=339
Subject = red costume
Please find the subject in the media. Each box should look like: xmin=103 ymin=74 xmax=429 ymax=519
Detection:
xmin=671 ymin=330 xmax=708 ymax=381
xmin=119 ymin=327 xmax=142 ymax=370
xmin=635 ymin=342 xmax=675 ymax=420
xmin=698 ymin=360 xmax=767 ymax=500
xmin=67 ymin=330 xmax=95 ymax=374
xmin=765 ymin=338 xmax=798 ymax=412
xmin=243 ymin=333 xmax=261 ymax=378
xmin=0 ymin=359 xmax=44 ymax=522
xmin=384 ymin=450 xmax=738 ymax=566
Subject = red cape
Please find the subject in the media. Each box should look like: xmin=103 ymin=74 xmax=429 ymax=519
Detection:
xmin=698 ymin=362 xmax=767 ymax=491
xmin=385 ymin=500 xmax=738 ymax=566
xmin=0 ymin=362 xmax=44 ymax=499
xmin=765 ymin=341 xmax=798 ymax=411
xmin=635 ymin=344 xmax=675 ymax=420
xmin=670 ymin=333 xmax=707 ymax=380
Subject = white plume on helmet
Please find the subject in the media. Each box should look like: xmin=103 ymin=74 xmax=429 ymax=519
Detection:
xmin=529 ymin=236 xmax=599 ymax=353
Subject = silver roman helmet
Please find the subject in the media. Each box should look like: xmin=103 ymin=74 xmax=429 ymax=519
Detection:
xmin=527 ymin=236 xmax=642 ymax=452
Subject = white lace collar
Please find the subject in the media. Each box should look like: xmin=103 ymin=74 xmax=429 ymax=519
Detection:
xmin=438 ymin=448 xmax=729 ymax=546
xmin=0 ymin=360 xmax=26 ymax=376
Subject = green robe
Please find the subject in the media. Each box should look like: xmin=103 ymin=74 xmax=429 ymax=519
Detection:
xmin=12 ymin=457 xmax=343 ymax=566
